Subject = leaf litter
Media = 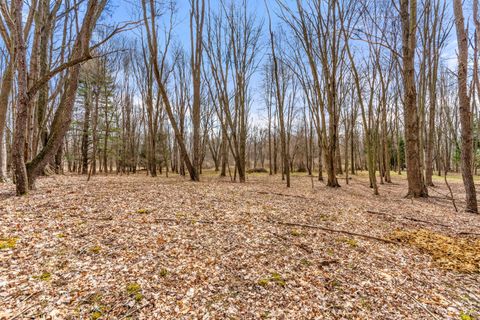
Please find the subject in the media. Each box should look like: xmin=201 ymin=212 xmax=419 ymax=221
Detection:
xmin=0 ymin=173 xmax=479 ymax=319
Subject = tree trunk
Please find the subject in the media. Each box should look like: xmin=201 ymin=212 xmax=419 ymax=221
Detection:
xmin=0 ymin=62 xmax=13 ymax=182
xmin=401 ymin=0 xmax=428 ymax=197
xmin=81 ymin=90 xmax=91 ymax=174
xmin=12 ymin=0 xmax=30 ymax=195
xmin=454 ymin=0 xmax=478 ymax=213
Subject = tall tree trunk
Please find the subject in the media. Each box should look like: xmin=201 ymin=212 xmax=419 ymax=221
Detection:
xmin=0 ymin=62 xmax=13 ymax=182
xmin=26 ymin=0 xmax=107 ymax=189
xmin=454 ymin=0 xmax=478 ymax=213
xmin=91 ymin=91 xmax=99 ymax=175
xmin=190 ymin=0 xmax=205 ymax=182
xmin=12 ymin=0 xmax=30 ymax=195
xmin=268 ymin=18 xmax=290 ymax=187
xmin=401 ymin=0 xmax=428 ymax=197
xmin=54 ymin=139 xmax=64 ymax=174
xmin=81 ymin=90 xmax=91 ymax=174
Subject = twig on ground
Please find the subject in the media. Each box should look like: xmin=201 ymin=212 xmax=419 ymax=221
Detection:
xmin=154 ymin=218 xmax=215 ymax=224
xmin=8 ymin=304 xmax=37 ymax=320
xmin=257 ymin=191 xmax=310 ymax=199
xmin=396 ymin=286 xmax=441 ymax=320
xmin=270 ymin=232 xmax=314 ymax=253
xmin=366 ymin=210 xmax=451 ymax=228
xmin=19 ymin=291 xmax=40 ymax=304
xmin=458 ymin=231 xmax=480 ymax=236
xmin=268 ymin=219 xmax=396 ymax=244
xmin=119 ymin=301 xmax=150 ymax=320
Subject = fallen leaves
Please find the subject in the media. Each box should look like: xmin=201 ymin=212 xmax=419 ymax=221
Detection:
xmin=390 ymin=229 xmax=480 ymax=273
xmin=0 ymin=172 xmax=479 ymax=319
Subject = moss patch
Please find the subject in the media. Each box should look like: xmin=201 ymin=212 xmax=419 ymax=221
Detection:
xmin=258 ymin=272 xmax=286 ymax=287
xmin=257 ymin=278 xmax=269 ymax=286
xmin=34 ymin=271 xmax=52 ymax=281
xmin=0 ymin=237 xmax=18 ymax=250
xmin=290 ymin=229 xmax=301 ymax=237
xmin=270 ymin=272 xmax=286 ymax=286
xmin=337 ymin=237 xmax=358 ymax=248
xmin=126 ymin=282 xmax=143 ymax=301
xmin=89 ymin=245 xmax=101 ymax=254
xmin=390 ymin=229 xmax=480 ymax=273
xmin=300 ymin=258 xmax=312 ymax=266
xmin=159 ymin=268 xmax=168 ymax=277
xmin=90 ymin=311 xmax=102 ymax=320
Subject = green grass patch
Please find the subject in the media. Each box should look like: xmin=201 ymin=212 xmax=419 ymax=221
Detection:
xmin=159 ymin=268 xmax=168 ymax=277
xmin=34 ymin=271 xmax=52 ymax=281
xmin=337 ymin=237 xmax=359 ymax=247
xmin=126 ymin=282 xmax=143 ymax=302
xmin=89 ymin=245 xmax=101 ymax=254
xmin=0 ymin=237 xmax=17 ymax=250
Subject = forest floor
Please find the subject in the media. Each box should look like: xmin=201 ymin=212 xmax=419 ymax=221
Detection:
xmin=1 ymin=171 xmax=479 ymax=319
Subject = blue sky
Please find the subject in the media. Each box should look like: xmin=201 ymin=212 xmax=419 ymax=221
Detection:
xmin=107 ymin=0 xmax=278 ymax=121
xmin=104 ymin=0 xmax=460 ymax=124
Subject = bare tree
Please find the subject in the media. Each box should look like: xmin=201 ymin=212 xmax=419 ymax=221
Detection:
xmin=142 ymin=0 xmax=198 ymax=181
xmin=400 ymin=0 xmax=428 ymax=197
xmin=453 ymin=0 xmax=478 ymax=213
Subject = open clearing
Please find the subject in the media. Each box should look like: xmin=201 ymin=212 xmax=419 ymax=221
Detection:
xmin=1 ymin=173 xmax=479 ymax=319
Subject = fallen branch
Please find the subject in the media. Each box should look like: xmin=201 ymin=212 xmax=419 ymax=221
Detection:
xmin=396 ymin=286 xmax=441 ymax=320
xmin=19 ymin=291 xmax=41 ymax=304
xmin=257 ymin=191 xmax=310 ymax=199
xmin=366 ymin=210 xmax=451 ymax=228
xmin=268 ymin=219 xmax=396 ymax=244
xmin=154 ymin=218 xmax=215 ymax=225
xmin=458 ymin=231 xmax=480 ymax=237
xmin=8 ymin=304 xmax=37 ymax=320
xmin=404 ymin=216 xmax=450 ymax=228
xmin=119 ymin=301 xmax=150 ymax=320
xmin=270 ymin=232 xmax=314 ymax=254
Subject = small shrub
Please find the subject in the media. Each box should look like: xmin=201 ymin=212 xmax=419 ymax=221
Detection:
xmin=460 ymin=312 xmax=473 ymax=320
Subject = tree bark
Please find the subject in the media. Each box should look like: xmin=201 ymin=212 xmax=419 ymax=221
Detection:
xmin=12 ymin=0 xmax=30 ymax=195
xmin=401 ymin=0 xmax=428 ymax=197
xmin=81 ymin=87 xmax=91 ymax=174
xmin=454 ymin=0 xmax=478 ymax=213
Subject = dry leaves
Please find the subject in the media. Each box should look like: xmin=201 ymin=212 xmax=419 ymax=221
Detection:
xmin=0 ymin=172 xmax=479 ymax=319
xmin=390 ymin=229 xmax=480 ymax=273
